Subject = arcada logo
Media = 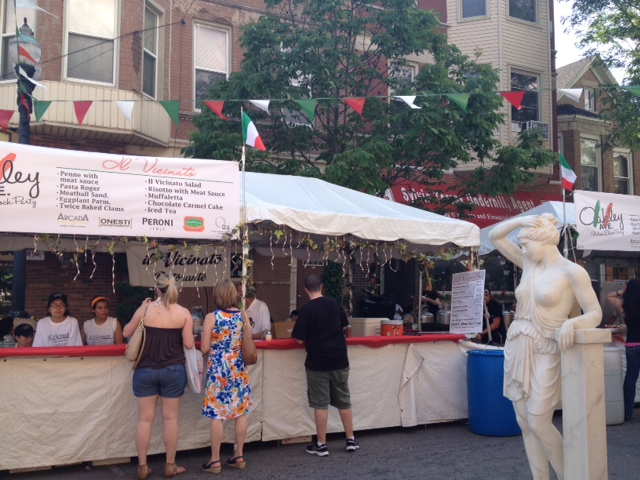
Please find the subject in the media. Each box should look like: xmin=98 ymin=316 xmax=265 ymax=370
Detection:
xmin=184 ymin=216 xmax=205 ymax=232
xmin=57 ymin=213 xmax=89 ymax=224
xmin=578 ymin=200 xmax=624 ymax=232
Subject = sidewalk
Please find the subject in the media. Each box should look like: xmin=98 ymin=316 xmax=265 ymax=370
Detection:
xmin=2 ymin=415 xmax=637 ymax=480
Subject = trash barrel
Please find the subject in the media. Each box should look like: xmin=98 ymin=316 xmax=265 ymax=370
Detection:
xmin=467 ymin=349 xmax=521 ymax=436
xmin=604 ymin=346 xmax=624 ymax=425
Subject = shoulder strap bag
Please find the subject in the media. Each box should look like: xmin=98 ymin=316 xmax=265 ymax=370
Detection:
xmin=125 ymin=305 xmax=148 ymax=369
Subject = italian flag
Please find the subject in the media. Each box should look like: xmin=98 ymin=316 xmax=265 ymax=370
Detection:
xmin=560 ymin=153 xmax=576 ymax=191
xmin=242 ymin=112 xmax=266 ymax=151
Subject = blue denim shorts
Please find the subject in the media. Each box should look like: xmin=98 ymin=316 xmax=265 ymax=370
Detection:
xmin=133 ymin=364 xmax=187 ymax=398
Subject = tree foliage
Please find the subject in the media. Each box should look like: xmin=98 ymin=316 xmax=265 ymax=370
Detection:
xmin=184 ymin=0 xmax=555 ymax=212
xmin=560 ymin=0 xmax=640 ymax=150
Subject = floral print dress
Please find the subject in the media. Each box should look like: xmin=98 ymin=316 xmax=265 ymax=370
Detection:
xmin=202 ymin=309 xmax=252 ymax=420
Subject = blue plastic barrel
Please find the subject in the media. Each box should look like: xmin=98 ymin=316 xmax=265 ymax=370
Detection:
xmin=467 ymin=349 xmax=521 ymax=436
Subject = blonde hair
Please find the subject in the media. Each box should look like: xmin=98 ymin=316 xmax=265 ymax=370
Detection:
xmin=517 ymin=213 xmax=560 ymax=246
xmin=214 ymin=279 xmax=238 ymax=310
xmin=155 ymin=272 xmax=178 ymax=308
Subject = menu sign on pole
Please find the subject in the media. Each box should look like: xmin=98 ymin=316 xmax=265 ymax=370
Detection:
xmin=0 ymin=143 xmax=239 ymax=239
xmin=449 ymin=270 xmax=486 ymax=335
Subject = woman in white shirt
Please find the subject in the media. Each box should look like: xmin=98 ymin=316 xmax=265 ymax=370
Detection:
xmin=83 ymin=296 xmax=124 ymax=345
xmin=33 ymin=292 xmax=83 ymax=347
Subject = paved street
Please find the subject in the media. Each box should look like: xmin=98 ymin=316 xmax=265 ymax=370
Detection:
xmin=2 ymin=414 xmax=638 ymax=479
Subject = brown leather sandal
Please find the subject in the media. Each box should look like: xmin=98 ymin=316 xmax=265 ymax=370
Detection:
xmin=137 ymin=464 xmax=152 ymax=480
xmin=164 ymin=462 xmax=186 ymax=477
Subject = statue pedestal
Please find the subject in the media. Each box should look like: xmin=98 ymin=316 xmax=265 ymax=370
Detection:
xmin=561 ymin=328 xmax=611 ymax=480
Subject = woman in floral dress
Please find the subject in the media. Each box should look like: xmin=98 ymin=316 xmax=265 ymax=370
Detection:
xmin=201 ymin=279 xmax=253 ymax=473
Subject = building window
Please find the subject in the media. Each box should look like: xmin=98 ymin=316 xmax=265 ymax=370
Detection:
xmin=580 ymin=137 xmax=600 ymax=191
xmin=509 ymin=0 xmax=535 ymax=22
xmin=143 ymin=4 xmax=159 ymax=98
xmin=511 ymin=71 xmax=539 ymax=123
xmin=613 ymin=151 xmax=632 ymax=194
xmin=194 ymin=24 xmax=228 ymax=110
xmin=462 ymin=0 xmax=486 ymax=18
xmin=388 ymin=63 xmax=416 ymax=97
xmin=584 ymin=87 xmax=596 ymax=112
xmin=66 ymin=0 xmax=117 ymax=84
xmin=1 ymin=2 xmax=35 ymax=81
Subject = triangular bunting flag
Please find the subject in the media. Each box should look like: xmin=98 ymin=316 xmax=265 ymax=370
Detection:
xmin=204 ymin=100 xmax=228 ymax=120
xmin=16 ymin=0 xmax=59 ymax=17
xmin=160 ymin=101 xmax=180 ymax=126
xmin=18 ymin=46 xmax=40 ymax=66
xmin=115 ymin=101 xmax=135 ymax=123
xmin=19 ymin=93 xmax=31 ymax=114
xmin=394 ymin=96 xmax=420 ymax=109
xmin=73 ymin=101 xmax=93 ymax=126
xmin=446 ymin=93 xmax=470 ymax=112
xmin=344 ymin=98 xmax=366 ymax=117
xmin=0 ymin=110 xmax=14 ymax=133
xmin=18 ymin=66 xmax=45 ymax=89
xmin=249 ymin=100 xmax=271 ymax=115
xmin=500 ymin=91 xmax=525 ymax=110
xmin=242 ymin=112 xmax=267 ymax=151
xmin=621 ymin=86 xmax=640 ymax=98
xmin=34 ymin=100 xmax=51 ymax=121
xmin=560 ymin=153 xmax=577 ymax=191
xmin=558 ymin=88 xmax=583 ymax=103
xmin=294 ymin=99 xmax=317 ymax=123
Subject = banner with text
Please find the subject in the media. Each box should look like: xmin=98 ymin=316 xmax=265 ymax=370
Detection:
xmin=449 ymin=270 xmax=486 ymax=335
xmin=0 ymin=143 xmax=239 ymax=239
xmin=574 ymin=190 xmax=640 ymax=252
xmin=126 ymin=245 xmax=230 ymax=287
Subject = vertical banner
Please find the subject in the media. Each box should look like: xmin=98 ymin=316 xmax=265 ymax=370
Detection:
xmin=0 ymin=143 xmax=239 ymax=239
xmin=449 ymin=270 xmax=486 ymax=335
xmin=574 ymin=190 xmax=640 ymax=252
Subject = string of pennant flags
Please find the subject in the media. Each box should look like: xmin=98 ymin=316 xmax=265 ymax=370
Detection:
xmin=2 ymin=86 xmax=640 ymax=141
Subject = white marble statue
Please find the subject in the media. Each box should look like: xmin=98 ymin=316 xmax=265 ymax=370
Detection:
xmin=489 ymin=214 xmax=602 ymax=480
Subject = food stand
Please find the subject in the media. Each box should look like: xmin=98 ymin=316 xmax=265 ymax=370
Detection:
xmin=0 ymin=144 xmax=480 ymax=470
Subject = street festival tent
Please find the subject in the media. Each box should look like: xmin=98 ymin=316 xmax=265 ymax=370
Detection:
xmin=0 ymin=143 xmax=480 ymax=286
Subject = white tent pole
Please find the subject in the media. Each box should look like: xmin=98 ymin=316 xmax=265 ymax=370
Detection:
xmin=241 ymin=106 xmax=248 ymax=305
xmin=562 ymin=186 xmax=569 ymax=258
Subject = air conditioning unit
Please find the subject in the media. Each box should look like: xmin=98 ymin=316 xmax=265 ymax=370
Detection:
xmin=523 ymin=120 xmax=549 ymax=139
xmin=510 ymin=121 xmax=522 ymax=133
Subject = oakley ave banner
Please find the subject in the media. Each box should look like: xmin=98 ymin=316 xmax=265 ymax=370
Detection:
xmin=0 ymin=143 xmax=239 ymax=239
xmin=574 ymin=190 xmax=640 ymax=252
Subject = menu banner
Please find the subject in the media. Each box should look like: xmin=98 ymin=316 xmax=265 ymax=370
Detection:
xmin=0 ymin=143 xmax=239 ymax=240
xmin=574 ymin=190 xmax=640 ymax=252
xmin=449 ymin=270 xmax=486 ymax=335
xmin=126 ymin=245 xmax=230 ymax=287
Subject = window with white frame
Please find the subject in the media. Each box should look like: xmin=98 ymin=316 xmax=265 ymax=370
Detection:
xmin=580 ymin=137 xmax=600 ymax=191
xmin=66 ymin=0 xmax=117 ymax=84
xmin=462 ymin=0 xmax=486 ymax=19
xmin=511 ymin=71 xmax=539 ymax=123
xmin=194 ymin=24 xmax=228 ymax=110
xmin=143 ymin=4 xmax=159 ymax=98
xmin=1 ymin=2 xmax=35 ymax=81
xmin=613 ymin=151 xmax=632 ymax=195
xmin=388 ymin=63 xmax=416 ymax=97
xmin=584 ymin=87 xmax=596 ymax=112
xmin=509 ymin=0 xmax=535 ymax=22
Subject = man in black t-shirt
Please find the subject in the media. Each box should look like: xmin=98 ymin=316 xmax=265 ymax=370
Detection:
xmin=476 ymin=289 xmax=507 ymax=345
xmin=292 ymin=274 xmax=359 ymax=457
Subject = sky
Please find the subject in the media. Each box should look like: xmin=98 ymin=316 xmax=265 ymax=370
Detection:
xmin=554 ymin=0 xmax=625 ymax=83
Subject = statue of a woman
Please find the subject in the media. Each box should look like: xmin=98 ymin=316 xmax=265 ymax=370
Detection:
xmin=489 ymin=214 xmax=601 ymax=480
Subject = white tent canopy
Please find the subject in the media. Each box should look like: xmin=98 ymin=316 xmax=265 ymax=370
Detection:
xmin=479 ymin=201 xmax=575 ymax=255
xmin=242 ymin=172 xmax=479 ymax=249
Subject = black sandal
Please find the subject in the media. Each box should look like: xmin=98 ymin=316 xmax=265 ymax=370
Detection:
xmin=202 ymin=460 xmax=221 ymax=474
xmin=226 ymin=455 xmax=246 ymax=469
